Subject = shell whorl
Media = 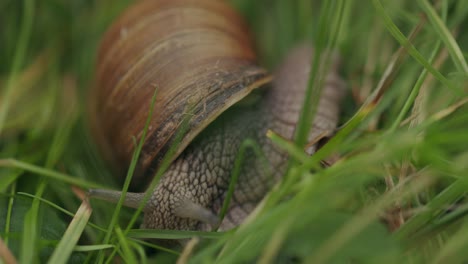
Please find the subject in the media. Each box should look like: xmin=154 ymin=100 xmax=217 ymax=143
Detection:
xmin=90 ymin=0 xmax=271 ymax=188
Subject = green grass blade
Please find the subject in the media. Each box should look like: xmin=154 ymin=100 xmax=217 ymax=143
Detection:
xmin=130 ymin=239 xmax=180 ymax=256
xmin=431 ymin=219 xmax=468 ymax=263
xmin=371 ymin=0 xmax=458 ymax=92
xmin=123 ymin=103 xmax=195 ymax=234
xmin=127 ymin=229 xmax=226 ymax=240
xmin=306 ymin=175 xmax=434 ymax=263
xmin=98 ymin=88 xmax=158 ymax=263
xmin=294 ymin=0 xmax=342 ymax=148
xmin=19 ymin=182 xmax=45 ymax=263
xmin=389 ymin=40 xmax=441 ymax=131
xmin=73 ymin=245 xmax=114 ymax=252
xmin=395 ymin=179 xmax=468 ymax=240
xmin=0 ymin=159 xmax=104 ymax=189
xmin=416 ymin=0 xmax=468 ymax=74
xmin=267 ymin=130 xmax=309 ymax=164
xmin=114 ymin=227 xmax=138 ymax=264
xmin=4 ymin=183 xmax=16 ymax=247
xmin=218 ymin=138 xmax=270 ymax=226
xmin=0 ymin=0 xmax=35 ymax=135
xmin=17 ymin=192 xmax=107 ymax=233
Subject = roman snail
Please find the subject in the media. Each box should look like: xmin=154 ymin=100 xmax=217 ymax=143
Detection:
xmin=88 ymin=0 xmax=346 ymax=232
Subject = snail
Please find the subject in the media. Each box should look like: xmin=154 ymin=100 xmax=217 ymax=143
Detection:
xmin=88 ymin=0 xmax=345 ymax=232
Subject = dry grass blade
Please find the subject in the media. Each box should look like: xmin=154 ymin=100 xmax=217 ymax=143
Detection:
xmin=430 ymin=97 xmax=468 ymax=121
xmin=0 ymin=51 xmax=49 ymax=105
xmin=176 ymin=237 xmax=199 ymax=264
xmin=47 ymin=198 xmax=93 ymax=264
xmin=0 ymin=236 xmax=17 ymax=264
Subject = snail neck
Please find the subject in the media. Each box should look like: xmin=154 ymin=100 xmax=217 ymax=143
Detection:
xmin=180 ymin=45 xmax=345 ymax=229
xmin=88 ymin=45 xmax=345 ymax=232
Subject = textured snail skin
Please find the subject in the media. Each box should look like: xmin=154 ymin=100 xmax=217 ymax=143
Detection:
xmin=88 ymin=0 xmax=346 ymax=232
xmin=138 ymin=45 xmax=345 ymax=231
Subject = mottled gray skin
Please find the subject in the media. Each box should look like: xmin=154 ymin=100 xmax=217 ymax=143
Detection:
xmin=89 ymin=46 xmax=345 ymax=232
xmin=142 ymin=45 xmax=345 ymax=231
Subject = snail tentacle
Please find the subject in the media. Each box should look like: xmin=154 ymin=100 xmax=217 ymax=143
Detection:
xmin=172 ymin=198 xmax=219 ymax=227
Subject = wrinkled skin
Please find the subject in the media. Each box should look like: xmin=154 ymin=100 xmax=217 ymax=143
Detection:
xmin=89 ymin=45 xmax=345 ymax=232
xmin=141 ymin=45 xmax=346 ymax=231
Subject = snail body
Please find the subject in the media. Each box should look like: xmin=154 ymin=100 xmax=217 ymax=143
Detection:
xmin=89 ymin=0 xmax=345 ymax=231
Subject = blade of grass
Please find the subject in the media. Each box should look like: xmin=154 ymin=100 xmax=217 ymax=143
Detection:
xmin=44 ymin=84 xmax=78 ymax=168
xmin=389 ymin=40 xmax=442 ymax=131
xmin=266 ymin=130 xmax=309 ymax=164
xmin=294 ymin=0 xmax=340 ymax=148
xmin=431 ymin=219 xmax=468 ymax=263
xmin=19 ymin=70 xmax=82 ymax=263
xmin=256 ymin=130 xmax=428 ymax=260
xmin=127 ymin=229 xmax=226 ymax=240
xmin=303 ymin=16 xmax=426 ymax=171
xmin=101 ymin=89 xmax=193 ymax=262
xmin=218 ymin=138 xmax=270 ymax=227
xmin=123 ymin=104 xmax=196 ymax=234
xmin=395 ymin=178 xmax=468 ymax=240
xmin=4 ymin=183 xmax=16 ymax=247
xmin=296 ymin=0 xmax=312 ymax=38
xmin=129 ymin=239 xmax=147 ymax=264
xmin=114 ymin=227 xmax=138 ymax=264
xmin=371 ymin=0 xmax=458 ymax=93
xmin=428 ymin=97 xmax=468 ymax=122
xmin=416 ymin=199 xmax=468 ymax=238
xmin=307 ymin=173 xmax=434 ymax=263
xmin=416 ymin=0 xmax=468 ymax=74
xmin=335 ymin=0 xmax=352 ymax=50
xmin=97 ymin=88 xmax=158 ymax=263
xmin=326 ymin=0 xmax=346 ymax=52
xmin=0 ymin=0 xmax=35 ymax=136
xmin=73 ymin=245 xmax=114 ymax=252
xmin=47 ymin=199 xmax=92 ymax=264
xmin=17 ymin=192 xmax=107 ymax=233
xmin=130 ymin=239 xmax=180 ymax=256
xmin=0 ymin=169 xmax=22 ymax=193
xmin=257 ymin=217 xmax=292 ymax=264
xmin=19 ymin=182 xmax=46 ymax=263
xmin=176 ymin=237 xmax=199 ymax=264
xmin=271 ymin=0 xmax=346 ymax=213
xmin=0 ymin=159 xmax=104 ymax=189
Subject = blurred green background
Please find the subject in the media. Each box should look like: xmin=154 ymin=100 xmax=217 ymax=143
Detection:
xmin=0 ymin=0 xmax=467 ymax=263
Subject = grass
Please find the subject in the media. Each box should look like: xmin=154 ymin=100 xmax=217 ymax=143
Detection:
xmin=0 ymin=0 xmax=467 ymax=263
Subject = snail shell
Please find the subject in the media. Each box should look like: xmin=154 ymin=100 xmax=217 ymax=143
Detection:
xmin=89 ymin=0 xmax=271 ymax=189
xmin=88 ymin=0 xmax=346 ymax=232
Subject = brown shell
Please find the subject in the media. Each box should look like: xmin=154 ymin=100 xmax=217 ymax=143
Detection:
xmin=89 ymin=0 xmax=271 ymax=188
